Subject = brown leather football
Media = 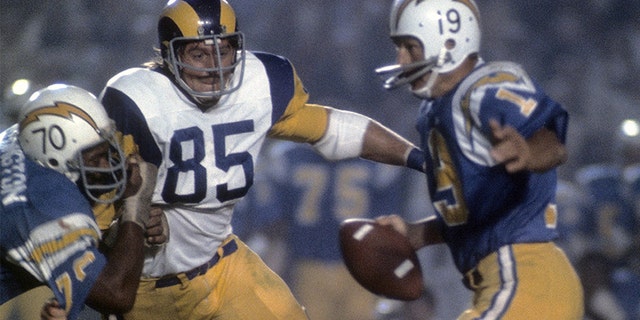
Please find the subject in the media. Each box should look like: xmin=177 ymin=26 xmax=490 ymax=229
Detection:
xmin=339 ymin=218 xmax=424 ymax=301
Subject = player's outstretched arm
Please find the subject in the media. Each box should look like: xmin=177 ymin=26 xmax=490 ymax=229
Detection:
xmin=312 ymin=108 xmax=425 ymax=172
xmin=361 ymin=119 xmax=425 ymax=172
xmin=85 ymin=155 xmax=156 ymax=314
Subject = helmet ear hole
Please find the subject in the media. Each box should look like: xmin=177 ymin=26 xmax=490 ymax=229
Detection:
xmin=445 ymin=39 xmax=456 ymax=50
xmin=48 ymin=158 xmax=59 ymax=167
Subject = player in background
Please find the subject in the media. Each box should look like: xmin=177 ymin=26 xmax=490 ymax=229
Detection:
xmin=559 ymin=119 xmax=640 ymax=320
xmin=619 ymin=157 xmax=640 ymax=319
xmin=611 ymin=120 xmax=640 ymax=320
xmin=574 ymin=165 xmax=635 ymax=262
xmin=98 ymin=0 xmax=425 ymax=319
xmin=549 ymin=119 xmax=640 ymax=320
xmin=373 ymin=0 xmax=583 ymax=319
xmin=234 ymin=140 xmax=418 ymax=320
xmin=573 ymin=165 xmax=632 ymax=320
xmin=553 ymin=178 xmax=590 ymax=263
xmin=0 ymin=84 xmax=160 ymax=320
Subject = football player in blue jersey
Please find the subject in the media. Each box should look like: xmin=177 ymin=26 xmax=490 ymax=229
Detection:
xmin=620 ymin=165 xmax=640 ymax=320
xmin=373 ymin=0 xmax=584 ymax=319
xmin=0 ymin=84 xmax=160 ymax=320
xmin=98 ymin=0 xmax=425 ymax=319
xmin=575 ymin=164 xmax=636 ymax=261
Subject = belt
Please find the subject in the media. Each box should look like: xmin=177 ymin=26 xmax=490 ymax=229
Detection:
xmin=462 ymin=268 xmax=483 ymax=290
xmin=155 ymin=239 xmax=238 ymax=288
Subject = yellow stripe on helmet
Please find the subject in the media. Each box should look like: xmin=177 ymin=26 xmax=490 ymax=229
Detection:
xmin=162 ymin=0 xmax=200 ymax=38
xmin=219 ymin=0 xmax=237 ymax=33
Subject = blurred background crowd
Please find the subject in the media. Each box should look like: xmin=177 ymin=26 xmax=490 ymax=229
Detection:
xmin=1 ymin=0 xmax=639 ymax=319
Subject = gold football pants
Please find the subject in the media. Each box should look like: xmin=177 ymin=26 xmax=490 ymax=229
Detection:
xmin=459 ymin=242 xmax=584 ymax=320
xmin=124 ymin=234 xmax=308 ymax=320
xmin=0 ymin=286 xmax=54 ymax=319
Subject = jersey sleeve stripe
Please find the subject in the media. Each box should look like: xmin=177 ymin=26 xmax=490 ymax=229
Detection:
xmin=101 ymin=87 xmax=163 ymax=167
xmin=253 ymin=52 xmax=296 ymax=126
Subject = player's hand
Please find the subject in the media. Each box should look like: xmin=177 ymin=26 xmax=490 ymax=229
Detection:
xmin=489 ymin=119 xmax=530 ymax=173
xmin=120 ymin=155 xmax=158 ymax=229
xmin=122 ymin=154 xmax=143 ymax=199
xmin=40 ymin=299 xmax=66 ymax=320
xmin=375 ymin=214 xmax=408 ymax=237
xmin=145 ymin=206 xmax=169 ymax=246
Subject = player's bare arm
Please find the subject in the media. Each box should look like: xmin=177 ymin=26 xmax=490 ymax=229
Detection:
xmin=489 ymin=119 xmax=567 ymax=173
xmin=311 ymin=107 xmax=425 ymax=172
xmin=40 ymin=215 xmax=147 ymax=318
xmin=40 ymin=156 xmax=161 ymax=319
xmin=375 ymin=214 xmax=444 ymax=250
xmin=361 ymin=119 xmax=425 ymax=172
xmin=524 ymin=125 xmax=568 ymax=171
xmin=280 ymin=105 xmax=425 ymax=172
xmin=84 ymin=155 xmax=156 ymax=314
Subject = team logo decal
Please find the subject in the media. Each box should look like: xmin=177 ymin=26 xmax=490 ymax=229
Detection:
xmin=20 ymin=101 xmax=98 ymax=130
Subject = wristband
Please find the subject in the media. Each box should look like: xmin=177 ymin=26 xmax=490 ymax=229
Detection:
xmin=406 ymin=148 xmax=426 ymax=172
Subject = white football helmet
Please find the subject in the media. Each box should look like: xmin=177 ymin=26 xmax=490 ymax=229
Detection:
xmin=18 ymin=84 xmax=127 ymax=204
xmin=376 ymin=0 xmax=481 ymax=98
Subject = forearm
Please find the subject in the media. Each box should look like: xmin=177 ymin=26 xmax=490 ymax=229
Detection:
xmin=86 ymin=222 xmax=144 ymax=314
xmin=311 ymin=108 xmax=424 ymax=171
xmin=490 ymin=120 xmax=567 ymax=173
xmin=406 ymin=216 xmax=445 ymax=249
xmin=360 ymin=119 xmax=423 ymax=170
xmin=526 ymin=128 xmax=567 ymax=172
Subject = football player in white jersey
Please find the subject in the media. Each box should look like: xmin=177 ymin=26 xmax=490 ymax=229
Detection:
xmin=373 ymin=0 xmax=584 ymax=319
xmin=0 ymin=84 xmax=161 ymax=320
xmin=98 ymin=0 xmax=425 ymax=319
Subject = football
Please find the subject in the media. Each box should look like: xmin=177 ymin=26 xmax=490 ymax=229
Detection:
xmin=339 ymin=218 xmax=424 ymax=301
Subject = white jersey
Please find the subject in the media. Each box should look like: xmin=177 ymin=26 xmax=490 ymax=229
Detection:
xmin=101 ymin=51 xmax=327 ymax=276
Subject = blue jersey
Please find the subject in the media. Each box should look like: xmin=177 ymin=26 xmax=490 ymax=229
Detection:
xmin=418 ymin=61 xmax=568 ymax=273
xmin=0 ymin=125 xmax=105 ymax=320
xmin=576 ymin=164 xmax=637 ymax=257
